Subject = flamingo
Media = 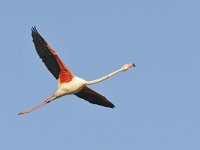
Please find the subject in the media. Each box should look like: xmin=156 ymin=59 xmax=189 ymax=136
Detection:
xmin=18 ymin=27 xmax=135 ymax=115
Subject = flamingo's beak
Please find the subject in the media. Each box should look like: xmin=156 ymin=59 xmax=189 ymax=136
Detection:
xmin=132 ymin=63 xmax=136 ymax=67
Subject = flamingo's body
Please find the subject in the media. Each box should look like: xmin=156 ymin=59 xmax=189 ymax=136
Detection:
xmin=18 ymin=27 xmax=135 ymax=115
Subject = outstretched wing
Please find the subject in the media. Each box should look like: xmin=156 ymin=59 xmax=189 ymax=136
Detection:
xmin=31 ymin=27 xmax=74 ymax=83
xmin=74 ymin=86 xmax=115 ymax=108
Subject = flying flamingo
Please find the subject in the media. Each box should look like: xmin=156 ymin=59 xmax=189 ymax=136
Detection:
xmin=18 ymin=27 xmax=135 ymax=115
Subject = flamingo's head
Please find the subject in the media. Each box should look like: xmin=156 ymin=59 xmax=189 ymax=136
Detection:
xmin=121 ymin=62 xmax=135 ymax=71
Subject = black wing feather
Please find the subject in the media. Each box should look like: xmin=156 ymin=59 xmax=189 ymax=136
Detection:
xmin=74 ymin=87 xmax=115 ymax=108
xmin=31 ymin=27 xmax=60 ymax=79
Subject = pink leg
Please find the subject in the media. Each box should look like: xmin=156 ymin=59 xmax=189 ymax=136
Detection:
xmin=18 ymin=95 xmax=55 ymax=115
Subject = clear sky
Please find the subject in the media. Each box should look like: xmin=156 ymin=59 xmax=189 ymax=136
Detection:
xmin=0 ymin=0 xmax=200 ymax=149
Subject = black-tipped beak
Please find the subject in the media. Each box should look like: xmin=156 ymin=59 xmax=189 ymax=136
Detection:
xmin=132 ymin=63 xmax=136 ymax=67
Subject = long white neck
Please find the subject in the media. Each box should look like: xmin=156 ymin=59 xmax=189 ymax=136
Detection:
xmin=86 ymin=68 xmax=123 ymax=85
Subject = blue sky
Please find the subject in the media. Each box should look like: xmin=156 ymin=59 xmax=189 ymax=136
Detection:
xmin=0 ymin=0 xmax=200 ymax=149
